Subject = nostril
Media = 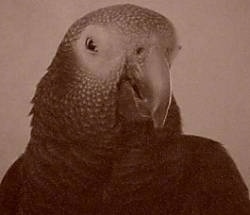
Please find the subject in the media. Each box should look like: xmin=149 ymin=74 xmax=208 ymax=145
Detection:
xmin=136 ymin=47 xmax=145 ymax=55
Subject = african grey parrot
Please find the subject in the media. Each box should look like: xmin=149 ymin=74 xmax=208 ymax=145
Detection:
xmin=0 ymin=4 xmax=249 ymax=215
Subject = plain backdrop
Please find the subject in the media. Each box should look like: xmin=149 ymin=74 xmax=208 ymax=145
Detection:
xmin=0 ymin=0 xmax=249 ymax=189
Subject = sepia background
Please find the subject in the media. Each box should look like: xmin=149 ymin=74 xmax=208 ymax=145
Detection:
xmin=0 ymin=0 xmax=249 ymax=189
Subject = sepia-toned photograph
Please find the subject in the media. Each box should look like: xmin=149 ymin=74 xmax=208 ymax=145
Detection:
xmin=0 ymin=0 xmax=250 ymax=214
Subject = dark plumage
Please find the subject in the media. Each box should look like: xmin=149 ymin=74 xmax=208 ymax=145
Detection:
xmin=0 ymin=4 xmax=249 ymax=215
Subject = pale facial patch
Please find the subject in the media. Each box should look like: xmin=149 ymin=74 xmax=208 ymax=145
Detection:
xmin=74 ymin=25 xmax=126 ymax=81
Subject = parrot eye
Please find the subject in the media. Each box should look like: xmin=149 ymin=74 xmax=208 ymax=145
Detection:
xmin=85 ymin=37 xmax=98 ymax=52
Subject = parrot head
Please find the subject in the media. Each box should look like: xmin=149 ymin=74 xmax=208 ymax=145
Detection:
xmin=31 ymin=4 xmax=180 ymax=143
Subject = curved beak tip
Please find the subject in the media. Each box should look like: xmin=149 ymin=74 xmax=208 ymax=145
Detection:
xmin=152 ymin=103 xmax=169 ymax=129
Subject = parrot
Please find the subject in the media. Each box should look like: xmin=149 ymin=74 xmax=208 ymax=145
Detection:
xmin=0 ymin=4 xmax=250 ymax=215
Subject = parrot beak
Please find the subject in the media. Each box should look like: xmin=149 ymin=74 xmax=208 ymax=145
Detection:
xmin=135 ymin=46 xmax=172 ymax=129
xmin=118 ymin=45 xmax=172 ymax=130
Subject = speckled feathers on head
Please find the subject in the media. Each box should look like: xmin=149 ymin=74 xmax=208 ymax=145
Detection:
xmin=60 ymin=4 xmax=177 ymax=53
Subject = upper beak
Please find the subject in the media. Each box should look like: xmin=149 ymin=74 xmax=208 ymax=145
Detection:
xmin=121 ymin=45 xmax=172 ymax=129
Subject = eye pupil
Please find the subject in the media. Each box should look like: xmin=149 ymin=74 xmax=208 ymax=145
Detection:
xmin=85 ymin=38 xmax=97 ymax=52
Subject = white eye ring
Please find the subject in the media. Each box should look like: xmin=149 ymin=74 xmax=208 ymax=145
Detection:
xmin=85 ymin=37 xmax=98 ymax=52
